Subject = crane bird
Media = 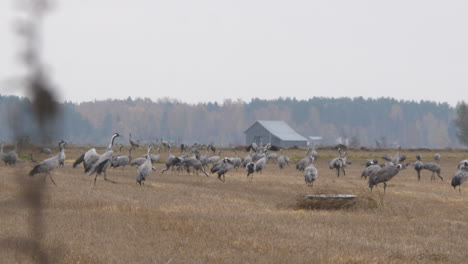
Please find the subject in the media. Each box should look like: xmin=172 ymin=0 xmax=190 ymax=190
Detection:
xmin=421 ymin=162 xmax=444 ymax=181
xmin=304 ymin=158 xmax=318 ymax=187
xmin=246 ymin=162 xmax=256 ymax=182
xmin=434 ymin=153 xmax=441 ymax=163
xmin=82 ymin=133 xmax=120 ymax=185
xmin=255 ymin=156 xmax=267 ymax=173
xmin=382 ymin=146 xmax=406 ymax=165
xmin=368 ymin=163 xmax=406 ymax=193
xmin=161 ymin=149 xmax=183 ymax=174
xmin=452 ymin=161 xmax=468 ymax=194
xmin=458 ymin=159 xmax=468 ymax=169
xmin=230 ymin=151 xmax=242 ymax=169
xmin=296 ymin=149 xmax=313 ymax=172
xmin=361 ymin=164 xmax=381 ymax=179
xmin=277 ymin=149 xmax=290 ymax=170
xmin=129 ymin=133 xmax=140 ymax=149
xmin=364 ymin=159 xmax=378 ymax=167
xmin=111 ymin=147 xmax=131 ymax=170
xmin=211 ymin=157 xmax=234 ymax=182
xmin=39 ymin=147 xmax=52 ymax=155
xmin=29 ymin=140 xmax=67 ymax=185
xmin=2 ymin=141 xmax=18 ymax=165
xmin=182 ymin=156 xmax=210 ymax=177
xmin=136 ymin=146 xmax=153 ymax=185
xmin=329 ymin=148 xmax=348 ymax=177
xmin=59 ymin=141 xmax=66 ymax=167
xmin=73 ymin=133 xmax=120 ymax=173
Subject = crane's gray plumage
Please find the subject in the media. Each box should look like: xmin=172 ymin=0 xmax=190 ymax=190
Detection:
xmin=413 ymin=160 xmax=424 ymax=181
xmin=246 ymin=162 xmax=256 ymax=182
xmin=365 ymin=159 xmax=378 ymax=167
xmin=161 ymin=150 xmax=183 ymax=174
xmin=329 ymin=148 xmax=348 ymax=177
xmin=39 ymin=147 xmax=52 ymax=155
xmin=458 ymin=159 xmax=468 ymax=169
xmin=131 ymin=157 xmax=146 ymax=166
xmin=2 ymin=141 xmax=18 ymax=165
xmin=73 ymin=133 xmax=120 ymax=172
xmin=242 ymin=149 xmax=253 ymax=167
xmin=368 ymin=163 xmax=405 ymax=193
xmin=59 ymin=142 xmax=66 ymax=167
xmin=304 ymin=158 xmax=318 ymax=187
xmin=434 ymin=153 xmax=441 ymax=162
xmin=207 ymin=151 xmax=222 ymax=164
xmin=136 ymin=146 xmax=153 ymax=185
xmin=416 ymin=154 xmax=422 ymax=161
xmin=361 ymin=164 xmax=381 ymax=179
xmin=182 ymin=156 xmax=210 ymax=177
xmin=112 ymin=147 xmax=131 ymax=169
xmin=86 ymin=133 xmax=120 ymax=185
xmin=277 ymin=149 xmax=290 ymax=170
xmin=255 ymin=156 xmax=267 ymax=173
xmin=29 ymin=140 xmax=66 ymax=185
xmin=229 ymin=151 xmax=242 ymax=169
xmin=382 ymin=146 xmax=406 ymax=165
xmin=211 ymin=157 xmax=234 ymax=182
xmin=311 ymin=145 xmax=318 ymax=160
xmin=421 ymin=162 xmax=444 ymax=181
xmin=129 ymin=133 xmax=140 ymax=148
xmin=452 ymin=161 xmax=468 ymax=194
xmin=296 ymin=149 xmax=313 ymax=172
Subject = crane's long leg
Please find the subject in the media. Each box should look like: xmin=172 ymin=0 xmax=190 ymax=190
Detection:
xmin=438 ymin=172 xmax=444 ymax=181
xmin=104 ymin=172 xmax=116 ymax=184
xmin=48 ymin=173 xmax=57 ymax=186
xmin=383 ymin=182 xmax=387 ymax=194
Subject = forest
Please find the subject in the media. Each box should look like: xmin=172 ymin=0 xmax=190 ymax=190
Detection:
xmin=0 ymin=95 xmax=459 ymax=148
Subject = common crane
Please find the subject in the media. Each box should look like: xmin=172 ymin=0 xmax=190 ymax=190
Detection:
xmin=161 ymin=150 xmax=183 ymax=174
xmin=129 ymin=133 xmax=140 ymax=149
xmin=421 ymin=162 xmax=444 ymax=181
xmin=296 ymin=149 xmax=313 ymax=172
xmin=2 ymin=141 xmax=18 ymax=165
xmin=85 ymin=133 xmax=120 ymax=185
xmin=368 ymin=163 xmax=406 ymax=193
xmin=329 ymin=148 xmax=348 ymax=177
xmin=73 ymin=133 xmax=120 ymax=173
xmin=304 ymin=157 xmax=318 ymax=187
xmin=452 ymin=161 xmax=468 ymax=194
xmin=246 ymin=162 xmax=256 ymax=182
xmin=112 ymin=147 xmax=131 ymax=169
xmin=211 ymin=158 xmax=234 ymax=182
xmin=136 ymin=146 xmax=153 ymax=185
xmin=29 ymin=140 xmax=67 ymax=185
xmin=277 ymin=149 xmax=290 ymax=170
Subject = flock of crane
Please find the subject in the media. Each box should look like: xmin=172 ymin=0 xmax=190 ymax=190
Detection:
xmin=1 ymin=133 xmax=468 ymax=194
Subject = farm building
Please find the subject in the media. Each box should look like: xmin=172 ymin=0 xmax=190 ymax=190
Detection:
xmin=244 ymin=120 xmax=308 ymax=147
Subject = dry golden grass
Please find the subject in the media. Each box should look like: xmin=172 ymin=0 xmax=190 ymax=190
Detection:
xmin=1 ymin=148 xmax=468 ymax=263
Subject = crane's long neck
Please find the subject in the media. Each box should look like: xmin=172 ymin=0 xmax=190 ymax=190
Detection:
xmin=146 ymin=148 xmax=152 ymax=161
xmin=107 ymin=135 xmax=118 ymax=151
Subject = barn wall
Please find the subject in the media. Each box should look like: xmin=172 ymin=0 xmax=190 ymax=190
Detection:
xmin=245 ymin=123 xmax=273 ymax=145
xmin=281 ymin=140 xmax=308 ymax=148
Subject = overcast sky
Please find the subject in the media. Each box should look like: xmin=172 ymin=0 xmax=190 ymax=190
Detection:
xmin=1 ymin=0 xmax=467 ymax=106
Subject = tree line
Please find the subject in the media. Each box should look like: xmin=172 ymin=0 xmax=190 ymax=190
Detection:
xmin=0 ymin=94 xmax=465 ymax=148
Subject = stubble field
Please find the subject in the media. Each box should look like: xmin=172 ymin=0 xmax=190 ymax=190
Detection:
xmin=1 ymin=147 xmax=468 ymax=263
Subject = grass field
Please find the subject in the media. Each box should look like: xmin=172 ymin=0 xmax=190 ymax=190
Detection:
xmin=1 ymin=147 xmax=468 ymax=263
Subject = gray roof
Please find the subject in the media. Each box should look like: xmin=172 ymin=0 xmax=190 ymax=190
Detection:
xmin=245 ymin=120 xmax=308 ymax=141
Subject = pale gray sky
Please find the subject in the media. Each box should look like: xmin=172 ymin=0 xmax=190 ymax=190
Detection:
xmin=1 ymin=0 xmax=467 ymax=105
